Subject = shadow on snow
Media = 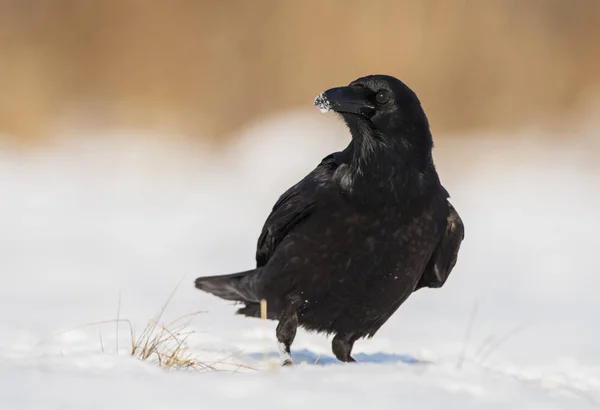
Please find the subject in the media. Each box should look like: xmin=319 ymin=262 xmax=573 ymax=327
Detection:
xmin=245 ymin=349 xmax=426 ymax=366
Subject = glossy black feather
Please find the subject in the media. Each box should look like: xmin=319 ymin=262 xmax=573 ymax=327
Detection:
xmin=415 ymin=202 xmax=465 ymax=290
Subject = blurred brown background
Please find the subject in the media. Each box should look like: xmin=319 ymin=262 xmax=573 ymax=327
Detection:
xmin=1 ymin=0 xmax=599 ymax=144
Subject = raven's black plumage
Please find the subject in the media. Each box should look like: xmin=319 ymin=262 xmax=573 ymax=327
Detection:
xmin=195 ymin=74 xmax=464 ymax=364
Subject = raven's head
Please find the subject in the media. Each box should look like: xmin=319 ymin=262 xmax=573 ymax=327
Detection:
xmin=314 ymin=74 xmax=437 ymax=197
xmin=314 ymin=74 xmax=432 ymax=154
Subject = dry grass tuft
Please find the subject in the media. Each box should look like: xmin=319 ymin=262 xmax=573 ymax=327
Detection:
xmin=122 ymin=278 xmax=208 ymax=370
xmin=128 ymin=311 xmax=207 ymax=371
xmin=40 ymin=278 xmax=257 ymax=372
xmin=42 ymin=311 xmax=210 ymax=371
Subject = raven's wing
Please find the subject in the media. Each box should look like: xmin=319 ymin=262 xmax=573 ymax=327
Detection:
xmin=415 ymin=199 xmax=464 ymax=290
xmin=255 ymin=154 xmax=339 ymax=268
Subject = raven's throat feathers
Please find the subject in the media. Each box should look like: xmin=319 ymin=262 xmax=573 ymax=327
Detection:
xmin=339 ymin=115 xmax=436 ymax=200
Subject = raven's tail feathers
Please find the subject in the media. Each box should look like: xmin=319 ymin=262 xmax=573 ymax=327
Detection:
xmin=195 ymin=269 xmax=280 ymax=320
xmin=194 ymin=269 xmax=256 ymax=302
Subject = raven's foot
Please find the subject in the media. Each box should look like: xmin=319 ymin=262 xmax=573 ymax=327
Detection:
xmin=276 ymin=302 xmax=298 ymax=367
xmin=332 ymin=333 xmax=358 ymax=363
xmin=278 ymin=341 xmax=293 ymax=366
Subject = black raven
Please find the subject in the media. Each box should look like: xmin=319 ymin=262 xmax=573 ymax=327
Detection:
xmin=195 ymin=74 xmax=464 ymax=365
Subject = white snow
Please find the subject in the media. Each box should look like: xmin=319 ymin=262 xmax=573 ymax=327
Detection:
xmin=1 ymin=111 xmax=599 ymax=409
xmin=314 ymin=93 xmax=333 ymax=113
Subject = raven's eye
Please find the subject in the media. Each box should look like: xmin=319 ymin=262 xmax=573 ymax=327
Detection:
xmin=376 ymin=90 xmax=390 ymax=104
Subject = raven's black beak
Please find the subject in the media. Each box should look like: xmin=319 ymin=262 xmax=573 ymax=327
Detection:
xmin=314 ymin=86 xmax=375 ymax=118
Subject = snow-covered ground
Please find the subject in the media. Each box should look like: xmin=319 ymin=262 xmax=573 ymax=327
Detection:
xmin=1 ymin=111 xmax=599 ymax=409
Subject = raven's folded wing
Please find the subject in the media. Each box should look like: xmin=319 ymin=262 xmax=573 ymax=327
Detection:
xmin=415 ymin=201 xmax=464 ymax=290
xmin=255 ymin=154 xmax=339 ymax=268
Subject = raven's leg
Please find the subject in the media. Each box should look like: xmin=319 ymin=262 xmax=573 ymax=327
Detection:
xmin=276 ymin=304 xmax=298 ymax=366
xmin=332 ymin=333 xmax=357 ymax=363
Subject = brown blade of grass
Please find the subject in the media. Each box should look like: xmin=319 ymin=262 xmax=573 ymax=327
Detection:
xmin=138 ymin=275 xmax=187 ymax=358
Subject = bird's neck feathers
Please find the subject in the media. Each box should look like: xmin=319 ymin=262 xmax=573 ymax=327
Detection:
xmin=340 ymin=119 xmax=438 ymax=203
